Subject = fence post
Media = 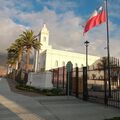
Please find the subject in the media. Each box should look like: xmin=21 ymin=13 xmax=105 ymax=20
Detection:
xmin=57 ymin=68 xmax=59 ymax=89
xmin=66 ymin=69 xmax=73 ymax=95
xmin=69 ymin=69 xmax=73 ymax=95
xmin=63 ymin=66 xmax=65 ymax=89
xmin=66 ymin=61 xmax=73 ymax=96
xmin=52 ymin=69 xmax=54 ymax=85
xmin=83 ymin=67 xmax=88 ymax=101
xmin=76 ymin=67 xmax=79 ymax=98
xmin=104 ymin=61 xmax=108 ymax=105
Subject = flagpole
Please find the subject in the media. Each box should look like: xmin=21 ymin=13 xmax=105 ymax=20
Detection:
xmin=105 ymin=0 xmax=111 ymax=97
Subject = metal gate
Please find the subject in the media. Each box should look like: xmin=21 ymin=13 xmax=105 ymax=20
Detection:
xmin=52 ymin=60 xmax=120 ymax=109
xmin=108 ymin=66 xmax=120 ymax=108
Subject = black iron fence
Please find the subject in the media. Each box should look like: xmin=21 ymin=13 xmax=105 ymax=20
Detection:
xmin=52 ymin=66 xmax=66 ymax=90
xmin=51 ymin=62 xmax=120 ymax=109
xmin=108 ymin=66 xmax=120 ymax=108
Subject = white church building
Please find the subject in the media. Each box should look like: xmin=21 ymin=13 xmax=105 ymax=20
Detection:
xmin=34 ymin=24 xmax=100 ymax=72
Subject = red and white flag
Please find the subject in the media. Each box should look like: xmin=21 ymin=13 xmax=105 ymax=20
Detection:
xmin=84 ymin=6 xmax=106 ymax=34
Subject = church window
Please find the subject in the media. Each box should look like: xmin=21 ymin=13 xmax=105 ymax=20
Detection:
xmin=62 ymin=62 xmax=65 ymax=66
xmin=55 ymin=60 xmax=58 ymax=67
xmin=75 ymin=63 xmax=78 ymax=67
xmin=81 ymin=64 xmax=84 ymax=67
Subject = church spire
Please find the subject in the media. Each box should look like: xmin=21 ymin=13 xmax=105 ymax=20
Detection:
xmin=41 ymin=23 xmax=49 ymax=34
xmin=43 ymin=23 xmax=46 ymax=27
xmin=40 ymin=24 xmax=49 ymax=51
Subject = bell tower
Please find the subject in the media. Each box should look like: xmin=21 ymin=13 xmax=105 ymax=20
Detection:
xmin=34 ymin=24 xmax=51 ymax=72
xmin=39 ymin=24 xmax=49 ymax=51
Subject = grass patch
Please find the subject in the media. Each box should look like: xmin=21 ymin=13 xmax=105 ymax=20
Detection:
xmin=105 ymin=117 xmax=120 ymax=120
xmin=16 ymin=85 xmax=65 ymax=96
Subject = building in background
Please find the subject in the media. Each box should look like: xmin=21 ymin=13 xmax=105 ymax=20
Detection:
xmin=0 ymin=66 xmax=7 ymax=76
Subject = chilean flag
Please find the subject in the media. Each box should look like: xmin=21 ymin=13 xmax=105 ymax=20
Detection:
xmin=84 ymin=6 xmax=106 ymax=34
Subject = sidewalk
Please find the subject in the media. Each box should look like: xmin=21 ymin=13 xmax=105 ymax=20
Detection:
xmin=0 ymin=77 xmax=120 ymax=120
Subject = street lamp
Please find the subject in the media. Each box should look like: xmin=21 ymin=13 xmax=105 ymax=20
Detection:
xmin=84 ymin=41 xmax=89 ymax=68
xmin=83 ymin=40 xmax=89 ymax=101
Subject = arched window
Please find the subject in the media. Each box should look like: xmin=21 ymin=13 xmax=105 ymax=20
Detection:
xmin=55 ymin=60 xmax=58 ymax=67
xmin=81 ymin=64 xmax=84 ymax=67
xmin=75 ymin=63 xmax=78 ymax=67
xmin=62 ymin=61 xmax=65 ymax=66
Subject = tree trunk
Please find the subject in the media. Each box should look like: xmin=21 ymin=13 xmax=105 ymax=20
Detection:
xmin=18 ymin=49 xmax=23 ymax=69
xmin=26 ymin=48 xmax=30 ymax=72
xmin=16 ymin=49 xmax=23 ymax=78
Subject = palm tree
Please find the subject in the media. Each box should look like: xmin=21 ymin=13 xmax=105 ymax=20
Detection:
xmin=7 ymin=38 xmax=24 ymax=70
xmin=7 ymin=44 xmax=18 ymax=79
xmin=20 ymin=30 xmax=41 ymax=72
xmin=7 ymin=44 xmax=19 ymax=72
xmin=14 ymin=38 xmax=24 ymax=69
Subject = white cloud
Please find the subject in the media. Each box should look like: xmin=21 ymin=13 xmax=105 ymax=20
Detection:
xmin=36 ymin=0 xmax=78 ymax=12
xmin=83 ymin=21 xmax=120 ymax=58
xmin=16 ymin=8 xmax=83 ymax=51
xmin=109 ymin=0 xmax=120 ymax=20
xmin=0 ymin=0 xmax=120 ymax=59
xmin=0 ymin=18 xmax=26 ymax=53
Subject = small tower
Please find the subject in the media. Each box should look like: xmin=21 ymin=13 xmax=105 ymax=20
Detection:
xmin=39 ymin=24 xmax=49 ymax=51
xmin=34 ymin=24 xmax=50 ymax=72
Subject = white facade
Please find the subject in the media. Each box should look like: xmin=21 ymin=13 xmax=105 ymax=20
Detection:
xmin=34 ymin=24 xmax=100 ymax=71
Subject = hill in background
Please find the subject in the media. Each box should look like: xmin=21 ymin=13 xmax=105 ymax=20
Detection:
xmin=0 ymin=52 xmax=7 ymax=67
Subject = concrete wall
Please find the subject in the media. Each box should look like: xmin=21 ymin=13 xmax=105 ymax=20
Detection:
xmin=27 ymin=71 xmax=53 ymax=89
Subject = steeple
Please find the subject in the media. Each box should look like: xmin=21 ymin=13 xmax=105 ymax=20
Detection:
xmin=40 ymin=24 xmax=49 ymax=51
xmin=34 ymin=24 xmax=51 ymax=72
xmin=41 ymin=24 xmax=49 ymax=33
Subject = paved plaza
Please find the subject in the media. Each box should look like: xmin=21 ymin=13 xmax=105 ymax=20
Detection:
xmin=0 ymin=77 xmax=120 ymax=120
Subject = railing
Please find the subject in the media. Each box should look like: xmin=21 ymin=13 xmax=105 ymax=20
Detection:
xmin=51 ymin=65 xmax=120 ymax=109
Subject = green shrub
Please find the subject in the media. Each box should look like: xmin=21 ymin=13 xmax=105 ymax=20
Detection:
xmin=16 ymin=85 xmax=65 ymax=96
xmin=50 ymin=88 xmax=64 ymax=95
xmin=41 ymin=88 xmax=65 ymax=96
xmin=16 ymin=84 xmax=42 ymax=93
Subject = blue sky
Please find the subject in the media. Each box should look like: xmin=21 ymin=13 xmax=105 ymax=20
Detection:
xmin=0 ymin=0 xmax=120 ymax=58
xmin=10 ymin=0 xmax=119 ymax=24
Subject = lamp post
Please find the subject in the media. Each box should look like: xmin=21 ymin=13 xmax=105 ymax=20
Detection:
xmin=83 ymin=40 xmax=89 ymax=101
xmin=84 ymin=41 xmax=89 ymax=68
